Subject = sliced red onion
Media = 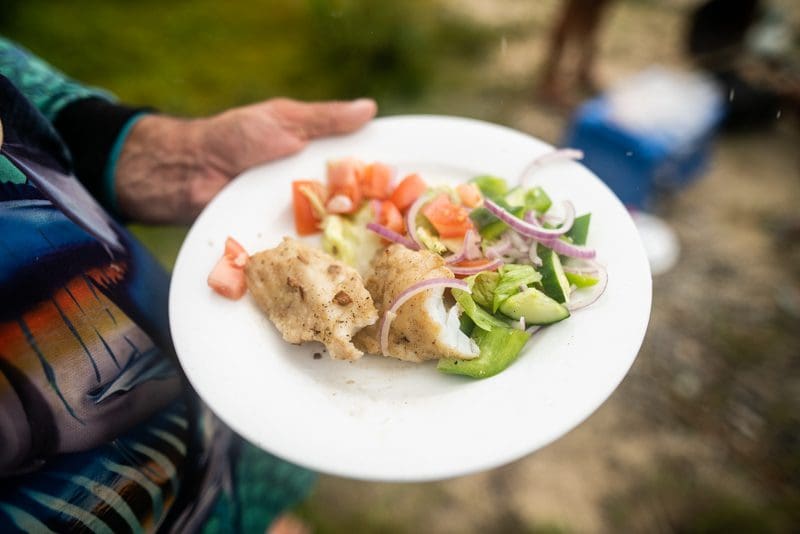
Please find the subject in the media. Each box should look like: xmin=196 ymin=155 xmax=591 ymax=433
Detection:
xmin=380 ymin=278 xmax=470 ymax=356
xmin=526 ymin=203 xmax=575 ymax=229
xmin=528 ymin=245 xmax=542 ymax=267
xmin=568 ymin=262 xmax=608 ymax=311
xmin=485 ymin=235 xmax=512 ymax=259
xmin=326 ymin=194 xmax=353 ymax=214
xmin=445 ymin=230 xmax=481 ymax=264
xmin=508 ymin=230 xmax=529 ymax=250
xmin=529 ymin=201 xmax=576 ymax=231
xmin=366 ymin=222 xmax=420 ymax=250
xmin=521 ymin=204 xmax=595 ymax=259
xmin=464 ymin=229 xmax=482 ymax=260
xmin=484 ymin=198 xmax=574 ymax=239
xmin=404 ymin=193 xmax=430 ymax=249
xmin=563 ymin=259 xmax=602 ymax=276
xmin=448 ymin=258 xmax=503 ymax=276
xmin=519 ymin=148 xmax=584 ymax=186
xmin=539 ymin=237 xmax=596 ymax=259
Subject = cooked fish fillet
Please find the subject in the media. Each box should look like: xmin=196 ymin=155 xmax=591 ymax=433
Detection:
xmin=354 ymin=245 xmax=479 ymax=362
xmin=245 ymin=237 xmax=378 ymax=360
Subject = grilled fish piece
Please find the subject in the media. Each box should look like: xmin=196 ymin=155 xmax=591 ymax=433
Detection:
xmin=245 ymin=237 xmax=378 ymax=360
xmin=354 ymin=245 xmax=479 ymax=362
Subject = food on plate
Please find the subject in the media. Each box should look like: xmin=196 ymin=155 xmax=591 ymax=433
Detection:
xmin=207 ymin=237 xmax=249 ymax=300
xmin=353 ymin=245 xmax=480 ymax=363
xmin=244 ymin=237 xmax=378 ymax=360
xmin=212 ymin=149 xmax=607 ymax=378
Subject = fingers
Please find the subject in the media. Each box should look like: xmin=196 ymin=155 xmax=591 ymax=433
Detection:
xmin=273 ymin=98 xmax=378 ymax=139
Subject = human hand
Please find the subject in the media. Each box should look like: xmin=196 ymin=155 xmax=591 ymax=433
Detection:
xmin=114 ymin=97 xmax=377 ymax=223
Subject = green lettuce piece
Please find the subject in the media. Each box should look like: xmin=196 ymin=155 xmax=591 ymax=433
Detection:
xmin=321 ymin=206 xmax=382 ymax=275
xmin=416 ymin=226 xmax=447 ymax=254
xmin=452 ymin=288 xmax=508 ymax=332
xmin=470 ymin=271 xmax=499 ymax=309
xmin=492 ymin=264 xmax=542 ymax=313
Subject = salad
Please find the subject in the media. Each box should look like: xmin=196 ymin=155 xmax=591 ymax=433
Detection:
xmin=282 ymin=150 xmax=608 ymax=378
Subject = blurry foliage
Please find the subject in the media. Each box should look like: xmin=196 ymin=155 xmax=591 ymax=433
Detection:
xmin=306 ymin=0 xmax=492 ymax=101
xmin=0 ymin=0 xmax=496 ymax=116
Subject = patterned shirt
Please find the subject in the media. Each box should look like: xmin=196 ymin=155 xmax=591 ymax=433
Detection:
xmin=0 ymin=38 xmax=313 ymax=533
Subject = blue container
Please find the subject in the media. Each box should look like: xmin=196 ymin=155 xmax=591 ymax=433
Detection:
xmin=564 ymin=97 xmax=723 ymax=209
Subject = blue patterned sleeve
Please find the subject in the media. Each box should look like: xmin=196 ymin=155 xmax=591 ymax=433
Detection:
xmin=0 ymin=37 xmax=149 ymax=211
xmin=0 ymin=37 xmax=114 ymax=121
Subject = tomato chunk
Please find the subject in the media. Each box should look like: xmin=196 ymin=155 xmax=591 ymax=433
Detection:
xmin=292 ymin=180 xmax=326 ymax=235
xmin=224 ymin=237 xmax=249 ymax=267
xmin=361 ymin=162 xmax=394 ymax=199
xmin=208 ymin=257 xmax=247 ymax=300
xmin=326 ymin=157 xmax=363 ymax=213
xmin=378 ymin=200 xmax=404 ymax=234
xmin=422 ymin=194 xmax=473 ymax=238
xmin=390 ymin=173 xmax=427 ymax=211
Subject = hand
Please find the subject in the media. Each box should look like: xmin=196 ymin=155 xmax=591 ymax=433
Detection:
xmin=114 ymin=97 xmax=377 ymax=223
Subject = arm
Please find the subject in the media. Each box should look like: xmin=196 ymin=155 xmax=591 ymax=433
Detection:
xmin=113 ymin=97 xmax=377 ymax=223
xmin=1 ymin=38 xmax=378 ymax=223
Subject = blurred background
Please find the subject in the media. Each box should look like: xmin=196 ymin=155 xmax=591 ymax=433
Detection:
xmin=3 ymin=0 xmax=798 ymax=531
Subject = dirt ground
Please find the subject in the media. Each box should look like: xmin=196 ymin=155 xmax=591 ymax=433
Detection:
xmin=299 ymin=1 xmax=800 ymax=532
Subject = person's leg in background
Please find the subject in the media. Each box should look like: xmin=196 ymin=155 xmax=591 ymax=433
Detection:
xmin=538 ymin=0 xmax=615 ymax=106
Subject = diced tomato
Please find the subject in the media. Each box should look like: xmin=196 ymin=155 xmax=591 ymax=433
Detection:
xmin=456 ymin=183 xmax=482 ymax=208
xmin=360 ymin=162 xmax=394 ymax=199
xmin=378 ymin=200 xmax=404 ymax=234
xmin=208 ymin=257 xmax=247 ymax=300
xmin=224 ymin=237 xmax=249 ymax=267
xmin=292 ymin=180 xmax=326 ymax=235
xmin=326 ymin=157 xmax=363 ymax=213
xmin=390 ymin=173 xmax=427 ymax=211
xmin=422 ymin=194 xmax=474 ymax=238
xmin=208 ymin=237 xmax=249 ymax=300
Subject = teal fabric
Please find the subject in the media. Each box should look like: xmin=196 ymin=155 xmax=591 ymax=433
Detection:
xmin=0 ymin=37 xmax=114 ymax=120
xmin=201 ymin=444 xmax=317 ymax=534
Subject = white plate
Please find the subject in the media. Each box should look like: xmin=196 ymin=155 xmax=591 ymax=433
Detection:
xmin=169 ymin=115 xmax=652 ymax=482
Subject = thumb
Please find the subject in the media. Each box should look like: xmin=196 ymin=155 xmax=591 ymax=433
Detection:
xmin=282 ymin=98 xmax=378 ymax=139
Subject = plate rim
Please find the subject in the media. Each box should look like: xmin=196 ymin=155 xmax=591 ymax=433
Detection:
xmin=169 ymin=113 xmax=653 ymax=482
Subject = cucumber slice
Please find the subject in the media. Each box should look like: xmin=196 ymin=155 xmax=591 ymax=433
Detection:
xmin=538 ymin=244 xmax=571 ymax=304
xmin=565 ymin=271 xmax=598 ymax=288
xmin=499 ymin=287 xmax=570 ymax=325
